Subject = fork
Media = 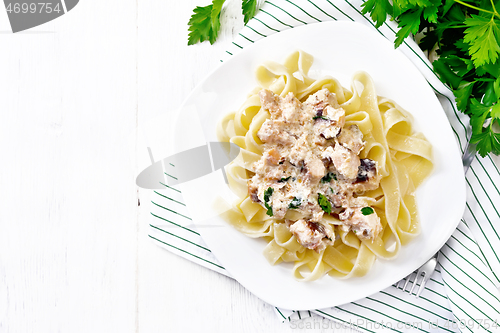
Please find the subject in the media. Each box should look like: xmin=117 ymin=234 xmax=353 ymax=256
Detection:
xmin=398 ymin=127 xmax=477 ymax=297
xmin=397 ymin=252 xmax=439 ymax=297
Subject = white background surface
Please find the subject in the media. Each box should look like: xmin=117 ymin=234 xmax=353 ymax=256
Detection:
xmin=0 ymin=0 xmax=353 ymax=332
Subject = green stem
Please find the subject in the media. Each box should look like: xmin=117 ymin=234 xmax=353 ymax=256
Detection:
xmin=490 ymin=0 xmax=500 ymax=17
xmin=454 ymin=0 xmax=497 ymax=17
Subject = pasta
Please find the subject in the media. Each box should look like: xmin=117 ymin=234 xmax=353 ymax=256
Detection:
xmin=217 ymin=51 xmax=433 ymax=281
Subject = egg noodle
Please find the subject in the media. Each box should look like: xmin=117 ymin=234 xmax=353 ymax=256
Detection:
xmin=216 ymin=51 xmax=433 ymax=280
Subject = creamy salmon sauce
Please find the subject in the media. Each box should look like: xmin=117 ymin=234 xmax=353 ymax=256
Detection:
xmin=248 ymin=88 xmax=382 ymax=252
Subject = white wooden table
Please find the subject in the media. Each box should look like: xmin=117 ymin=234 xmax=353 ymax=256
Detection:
xmin=0 ymin=0 xmax=355 ymax=331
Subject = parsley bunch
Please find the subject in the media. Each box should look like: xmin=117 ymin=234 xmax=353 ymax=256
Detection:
xmin=188 ymin=0 xmax=258 ymax=45
xmin=362 ymin=0 xmax=500 ymax=156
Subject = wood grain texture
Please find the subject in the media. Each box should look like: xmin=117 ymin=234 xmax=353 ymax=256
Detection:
xmin=0 ymin=0 xmax=138 ymax=331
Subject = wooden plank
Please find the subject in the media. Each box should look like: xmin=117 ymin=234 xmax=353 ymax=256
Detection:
xmin=0 ymin=0 xmax=138 ymax=331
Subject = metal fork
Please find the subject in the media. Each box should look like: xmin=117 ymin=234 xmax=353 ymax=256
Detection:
xmin=398 ymin=127 xmax=477 ymax=297
xmin=397 ymin=252 xmax=439 ymax=297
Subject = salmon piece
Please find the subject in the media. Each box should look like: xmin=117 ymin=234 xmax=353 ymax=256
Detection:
xmin=323 ymin=105 xmax=345 ymax=128
xmin=288 ymin=219 xmax=333 ymax=251
xmin=304 ymin=88 xmax=341 ymax=109
xmin=338 ymin=125 xmax=365 ymax=155
xmin=311 ymin=102 xmax=346 ymax=140
xmin=259 ymin=89 xmax=280 ymax=114
xmin=280 ymin=93 xmax=303 ymax=122
xmin=339 ymin=207 xmax=382 ymax=240
xmin=266 ymin=148 xmax=281 ymax=165
xmin=354 ymin=158 xmax=379 ymax=192
xmin=314 ymin=118 xmax=341 ymax=139
xmin=257 ymin=120 xmax=293 ymax=145
xmin=305 ymin=156 xmax=325 ymax=182
xmin=330 ymin=144 xmax=360 ymax=180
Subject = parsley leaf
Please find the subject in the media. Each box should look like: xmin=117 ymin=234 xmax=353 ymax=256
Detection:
xmin=317 ymin=193 xmax=332 ymax=214
xmin=464 ymin=15 xmax=500 ymax=67
xmin=288 ymin=197 xmax=301 ymax=209
xmin=455 ymin=81 xmax=475 ymax=111
xmin=187 ymin=0 xmax=226 ymax=45
xmin=321 ymin=172 xmax=337 ymax=183
xmin=278 ymin=176 xmax=291 ymax=183
xmin=361 ymin=207 xmax=375 ymax=216
xmin=361 ymin=0 xmax=392 ymax=28
xmin=433 ymin=57 xmax=462 ymax=90
xmin=263 ymin=187 xmax=274 ymax=216
xmin=468 ymin=99 xmax=500 ymax=156
xmin=469 ymin=99 xmax=491 ymax=129
xmin=263 ymin=187 xmax=273 ymax=202
xmin=211 ymin=0 xmax=225 ymax=38
xmin=242 ymin=0 xmax=258 ymax=25
xmin=492 ymin=103 xmax=500 ymax=119
xmin=471 ymin=129 xmax=500 ymax=157
xmin=423 ymin=3 xmax=439 ymax=23
xmin=394 ymin=8 xmax=423 ymax=48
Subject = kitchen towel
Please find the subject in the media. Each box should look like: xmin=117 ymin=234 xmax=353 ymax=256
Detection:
xmin=144 ymin=1 xmax=500 ymax=332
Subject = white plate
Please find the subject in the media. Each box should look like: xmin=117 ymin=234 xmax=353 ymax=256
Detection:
xmin=173 ymin=21 xmax=466 ymax=310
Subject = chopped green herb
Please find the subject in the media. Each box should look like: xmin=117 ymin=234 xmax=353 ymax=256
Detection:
xmin=278 ymin=176 xmax=291 ymax=183
xmin=317 ymin=193 xmax=332 ymax=214
xmin=313 ymin=116 xmax=328 ymax=120
xmin=288 ymin=197 xmax=301 ymax=209
xmin=330 ymin=187 xmax=334 ymax=194
xmin=321 ymin=172 xmax=337 ymax=183
xmin=264 ymin=187 xmax=274 ymax=216
xmin=353 ymin=230 xmax=357 ymax=234
xmin=263 ymin=187 xmax=273 ymax=203
xmin=361 ymin=207 xmax=374 ymax=216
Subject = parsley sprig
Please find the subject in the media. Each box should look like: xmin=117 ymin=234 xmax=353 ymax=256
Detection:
xmin=362 ymin=0 xmax=500 ymax=156
xmin=188 ymin=0 xmax=260 ymax=45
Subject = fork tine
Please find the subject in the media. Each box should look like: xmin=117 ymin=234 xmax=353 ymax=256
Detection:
xmin=409 ymin=270 xmax=422 ymax=295
xmin=399 ymin=277 xmax=406 ymax=289
xmin=413 ymin=255 xmax=438 ymax=297
xmin=416 ymin=271 xmax=432 ymax=297
xmin=402 ymin=271 xmax=414 ymax=292
xmin=415 ymin=277 xmax=426 ymax=297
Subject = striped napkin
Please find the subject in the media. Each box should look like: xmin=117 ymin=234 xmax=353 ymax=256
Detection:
xmin=143 ymin=0 xmax=500 ymax=332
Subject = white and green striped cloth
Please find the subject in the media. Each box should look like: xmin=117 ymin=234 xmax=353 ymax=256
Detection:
xmin=145 ymin=1 xmax=500 ymax=332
